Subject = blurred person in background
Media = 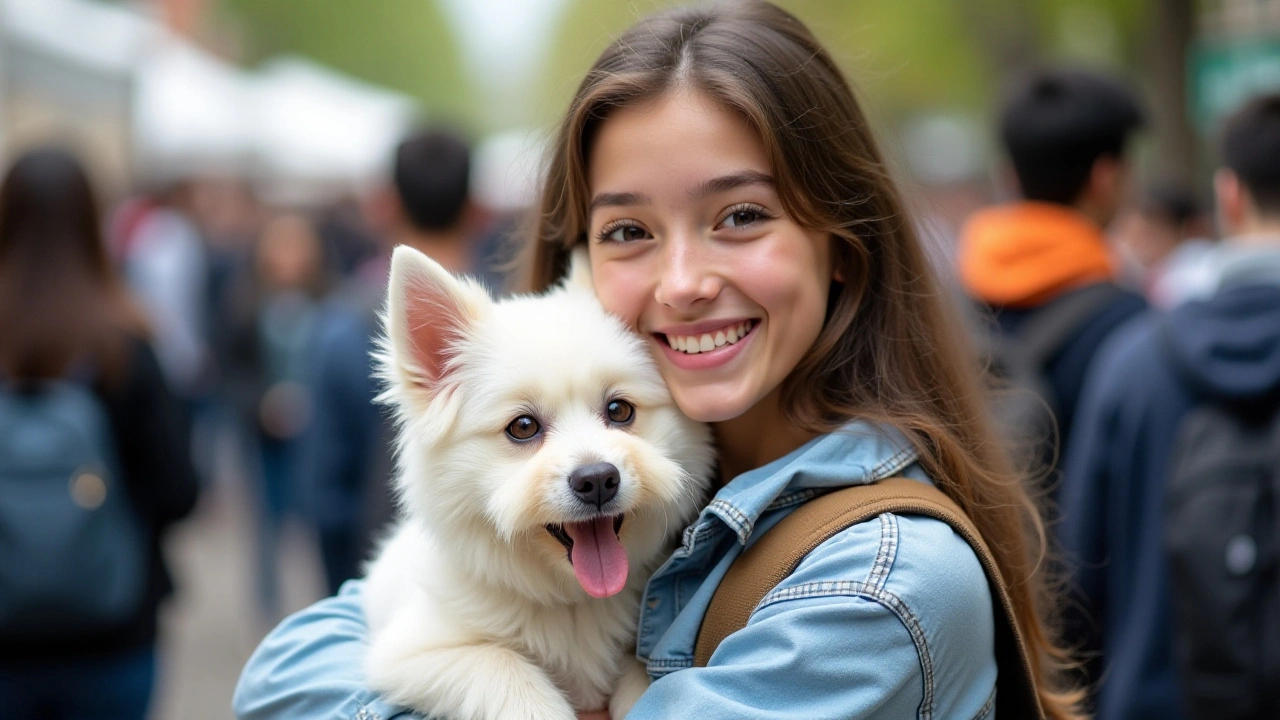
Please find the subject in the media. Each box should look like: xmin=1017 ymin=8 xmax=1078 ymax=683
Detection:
xmin=0 ymin=147 xmax=200 ymax=720
xmin=959 ymin=68 xmax=1148 ymax=482
xmin=113 ymin=179 xmax=213 ymax=405
xmin=224 ymin=212 xmax=329 ymax=625
xmin=1113 ymin=183 xmax=1217 ymax=309
xmin=300 ymin=128 xmax=483 ymax=595
xmin=1060 ymin=94 xmax=1280 ymax=720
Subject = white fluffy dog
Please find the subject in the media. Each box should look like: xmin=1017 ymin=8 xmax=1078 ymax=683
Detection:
xmin=363 ymin=246 xmax=714 ymax=720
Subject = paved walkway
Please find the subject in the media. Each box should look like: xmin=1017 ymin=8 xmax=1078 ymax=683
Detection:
xmin=150 ymin=471 xmax=327 ymax=720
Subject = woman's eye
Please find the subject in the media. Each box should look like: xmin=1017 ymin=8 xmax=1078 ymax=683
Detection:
xmin=718 ymin=207 xmax=768 ymax=229
xmin=599 ymin=224 xmax=651 ymax=243
xmin=506 ymin=415 xmax=542 ymax=441
xmin=606 ymin=399 xmax=635 ymax=425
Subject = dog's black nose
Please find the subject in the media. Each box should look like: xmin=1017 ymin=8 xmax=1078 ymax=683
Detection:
xmin=568 ymin=462 xmax=620 ymax=509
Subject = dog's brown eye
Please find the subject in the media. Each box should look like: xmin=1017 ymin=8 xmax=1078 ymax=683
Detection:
xmin=606 ymin=399 xmax=634 ymax=425
xmin=506 ymin=415 xmax=541 ymax=441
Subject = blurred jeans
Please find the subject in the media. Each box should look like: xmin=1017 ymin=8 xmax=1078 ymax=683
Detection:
xmin=0 ymin=646 xmax=155 ymax=720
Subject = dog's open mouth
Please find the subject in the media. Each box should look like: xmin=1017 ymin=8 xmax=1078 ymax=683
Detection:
xmin=546 ymin=515 xmax=626 ymax=599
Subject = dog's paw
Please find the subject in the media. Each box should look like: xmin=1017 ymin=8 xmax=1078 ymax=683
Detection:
xmin=367 ymin=632 xmax=576 ymax=720
xmin=608 ymin=658 xmax=651 ymax=720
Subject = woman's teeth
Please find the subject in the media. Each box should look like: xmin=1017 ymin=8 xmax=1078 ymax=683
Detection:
xmin=664 ymin=320 xmax=755 ymax=354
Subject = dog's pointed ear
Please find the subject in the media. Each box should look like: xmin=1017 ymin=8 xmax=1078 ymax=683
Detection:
xmin=384 ymin=245 xmax=490 ymax=390
xmin=562 ymin=245 xmax=594 ymax=292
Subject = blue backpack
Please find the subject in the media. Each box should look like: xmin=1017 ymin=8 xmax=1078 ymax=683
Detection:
xmin=0 ymin=379 xmax=147 ymax=640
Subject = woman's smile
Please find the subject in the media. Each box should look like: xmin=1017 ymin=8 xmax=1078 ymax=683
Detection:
xmin=653 ymin=318 xmax=759 ymax=370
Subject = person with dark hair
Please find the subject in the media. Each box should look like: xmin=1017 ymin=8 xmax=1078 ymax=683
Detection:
xmin=0 ymin=147 xmax=199 ymax=719
xmin=1114 ymin=183 xmax=1217 ymax=308
xmin=392 ymin=131 xmax=473 ymax=235
xmin=298 ymin=129 xmax=483 ymax=595
xmin=1060 ymin=93 xmax=1280 ymax=719
xmin=959 ymin=68 xmax=1149 ymax=480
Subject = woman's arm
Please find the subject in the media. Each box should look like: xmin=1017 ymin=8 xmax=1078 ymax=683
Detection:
xmin=233 ymin=581 xmax=420 ymax=720
xmin=629 ymin=593 xmax=926 ymax=719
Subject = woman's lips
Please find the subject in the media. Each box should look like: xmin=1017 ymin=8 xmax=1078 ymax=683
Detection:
xmin=654 ymin=320 xmax=758 ymax=370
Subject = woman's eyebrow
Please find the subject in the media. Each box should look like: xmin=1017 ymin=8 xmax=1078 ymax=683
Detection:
xmin=588 ymin=171 xmax=773 ymax=212
xmin=691 ymin=170 xmax=774 ymax=199
xmin=590 ymin=191 xmax=651 ymax=211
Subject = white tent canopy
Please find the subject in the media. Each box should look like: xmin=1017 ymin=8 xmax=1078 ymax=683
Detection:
xmin=252 ymin=57 xmax=418 ymax=187
xmin=133 ymin=36 xmax=258 ymax=178
xmin=2 ymin=0 xmax=420 ymax=195
xmin=2 ymin=0 xmax=153 ymax=76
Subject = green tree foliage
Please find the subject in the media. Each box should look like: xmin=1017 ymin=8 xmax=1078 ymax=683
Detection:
xmin=535 ymin=0 xmax=1147 ymax=129
xmin=214 ymin=0 xmax=1150 ymax=134
xmin=216 ymin=0 xmax=474 ymax=126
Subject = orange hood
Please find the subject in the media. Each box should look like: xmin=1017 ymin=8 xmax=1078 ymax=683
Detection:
xmin=958 ymin=202 xmax=1117 ymax=307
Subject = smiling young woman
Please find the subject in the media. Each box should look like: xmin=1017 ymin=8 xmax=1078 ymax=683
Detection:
xmin=518 ymin=1 xmax=1085 ymax=716
xmin=234 ymin=2 xmax=1084 ymax=719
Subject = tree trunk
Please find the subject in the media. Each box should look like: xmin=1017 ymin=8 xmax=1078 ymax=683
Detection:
xmin=1145 ymin=0 xmax=1198 ymax=187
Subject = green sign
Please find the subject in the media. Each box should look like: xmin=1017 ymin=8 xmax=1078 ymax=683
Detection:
xmin=1191 ymin=37 xmax=1280 ymax=134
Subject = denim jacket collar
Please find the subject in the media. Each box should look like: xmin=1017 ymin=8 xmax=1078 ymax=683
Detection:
xmin=703 ymin=421 xmax=918 ymax=545
xmin=635 ymin=420 xmax=921 ymax=672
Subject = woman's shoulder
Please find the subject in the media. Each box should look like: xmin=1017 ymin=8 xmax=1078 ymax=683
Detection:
xmin=749 ymin=499 xmax=997 ymax=706
xmin=759 ymin=504 xmax=994 ymax=628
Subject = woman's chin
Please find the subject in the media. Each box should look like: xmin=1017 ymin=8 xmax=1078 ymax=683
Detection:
xmin=669 ymin=389 xmax=753 ymax=424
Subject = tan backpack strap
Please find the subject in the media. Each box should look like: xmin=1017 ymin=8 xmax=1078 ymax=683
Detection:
xmin=692 ymin=477 xmax=1045 ymax=720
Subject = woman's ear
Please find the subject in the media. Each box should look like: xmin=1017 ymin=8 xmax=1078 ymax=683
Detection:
xmin=383 ymin=245 xmax=491 ymax=393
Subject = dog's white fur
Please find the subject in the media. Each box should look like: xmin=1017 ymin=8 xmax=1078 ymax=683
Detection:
xmin=364 ymin=246 xmax=714 ymax=720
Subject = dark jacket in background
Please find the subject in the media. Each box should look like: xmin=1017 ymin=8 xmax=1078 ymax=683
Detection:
xmin=1 ymin=336 xmax=201 ymax=662
xmin=1059 ymin=248 xmax=1280 ymax=720
xmin=988 ymin=288 xmax=1146 ymax=453
xmin=297 ymin=267 xmax=395 ymax=594
xmin=959 ymin=202 xmax=1147 ymax=468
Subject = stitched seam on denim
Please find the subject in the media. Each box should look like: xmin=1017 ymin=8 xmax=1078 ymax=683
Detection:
xmin=707 ymin=498 xmax=753 ymax=543
xmin=646 ymin=656 xmax=693 ymax=676
xmin=869 ymin=445 xmax=917 ymax=479
xmin=867 ymin=513 xmax=899 ymax=592
xmin=765 ymin=487 xmax=826 ymax=512
xmin=971 ymin=684 xmax=996 ymax=720
xmin=755 ymin=583 xmax=936 ymax=720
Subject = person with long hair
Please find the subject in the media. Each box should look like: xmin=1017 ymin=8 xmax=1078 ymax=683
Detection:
xmin=0 ymin=147 xmax=199 ymax=720
xmin=235 ymin=3 xmax=1084 ymax=718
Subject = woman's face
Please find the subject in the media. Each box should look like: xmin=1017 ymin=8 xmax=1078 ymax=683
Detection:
xmin=587 ymin=90 xmax=834 ymax=424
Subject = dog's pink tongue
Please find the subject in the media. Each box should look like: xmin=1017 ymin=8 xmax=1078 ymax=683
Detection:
xmin=566 ymin=517 xmax=628 ymax=598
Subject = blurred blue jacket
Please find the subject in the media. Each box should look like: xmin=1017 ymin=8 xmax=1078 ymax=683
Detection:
xmin=234 ymin=422 xmax=1001 ymax=719
xmin=1060 ymin=244 xmax=1280 ymax=720
xmin=296 ymin=276 xmax=393 ymax=594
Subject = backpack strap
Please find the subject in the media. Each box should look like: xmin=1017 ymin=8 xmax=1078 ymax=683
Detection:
xmin=1015 ymin=282 xmax=1123 ymax=370
xmin=693 ymin=477 xmax=1045 ymax=720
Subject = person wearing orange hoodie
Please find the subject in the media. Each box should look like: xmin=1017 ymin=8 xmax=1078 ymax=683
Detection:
xmin=960 ymin=68 xmax=1148 ymax=479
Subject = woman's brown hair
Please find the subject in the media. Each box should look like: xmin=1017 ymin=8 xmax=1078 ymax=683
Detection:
xmin=518 ymin=2 xmax=1084 ymax=716
xmin=0 ymin=147 xmax=148 ymax=385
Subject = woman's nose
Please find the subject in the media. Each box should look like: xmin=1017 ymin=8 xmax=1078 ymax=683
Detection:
xmin=654 ymin=235 xmax=721 ymax=310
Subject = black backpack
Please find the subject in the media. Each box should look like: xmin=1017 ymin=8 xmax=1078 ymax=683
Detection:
xmin=977 ymin=283 xmax=1122 ymax=474
xmin=1164 ymin=398 xmax=1280 ymax=720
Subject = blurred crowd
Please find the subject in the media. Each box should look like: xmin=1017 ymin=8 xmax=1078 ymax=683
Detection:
xmin=2 ymin=32 xmax=1280 ymax=720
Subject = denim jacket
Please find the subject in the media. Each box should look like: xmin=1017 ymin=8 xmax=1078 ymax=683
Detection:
xmin=234 ymin=422 xmax=998 ymax=720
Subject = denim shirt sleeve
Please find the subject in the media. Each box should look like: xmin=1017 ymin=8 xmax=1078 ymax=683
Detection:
xmin=628 ymin=513 xmax=997 ymax=720
xmin=233 ymin=581 xmax=417 ymax=720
